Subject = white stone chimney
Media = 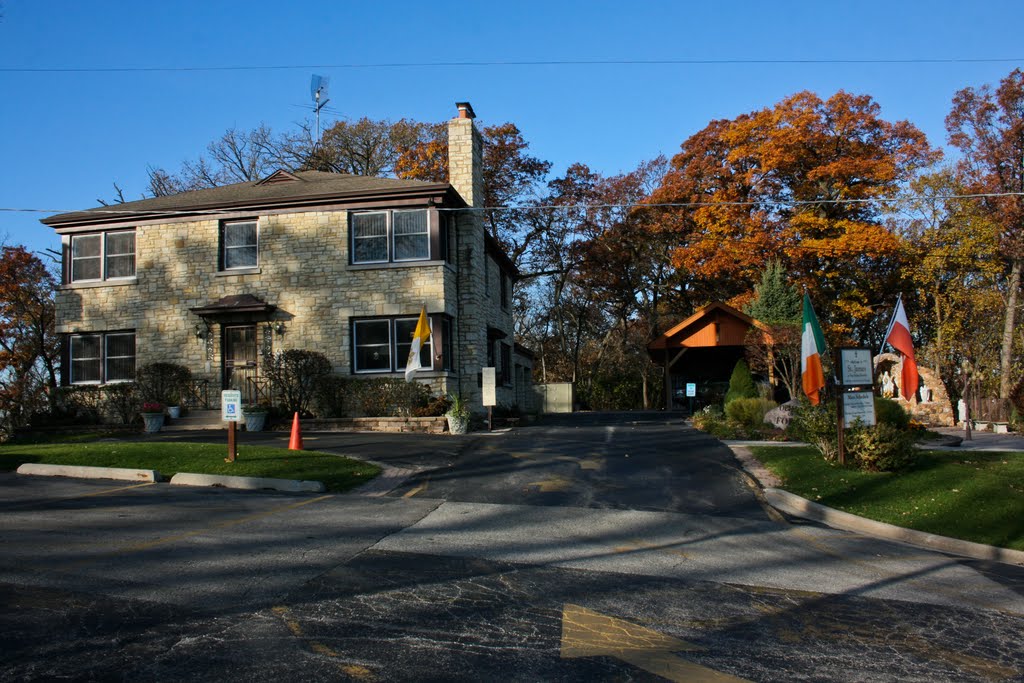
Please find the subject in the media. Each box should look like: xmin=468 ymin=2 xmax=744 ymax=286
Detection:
xmin=447 ymin=101 xmax=483 ymax=208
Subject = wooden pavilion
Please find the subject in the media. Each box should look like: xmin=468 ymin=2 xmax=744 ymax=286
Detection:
xmin=647 ymin=302 xmax=772 ymax=411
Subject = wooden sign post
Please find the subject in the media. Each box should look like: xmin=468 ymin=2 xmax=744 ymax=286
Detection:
xmin=221 ymin=390 xmax=242 ymax=462
xmin=837 ymin=348 xmax=876 ymax=466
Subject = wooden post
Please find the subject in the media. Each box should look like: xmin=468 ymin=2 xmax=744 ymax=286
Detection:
xmin=836 ymin=390 xmax=846 ymax=465
xmin=227 ymin=421 xmax=237 ymax=462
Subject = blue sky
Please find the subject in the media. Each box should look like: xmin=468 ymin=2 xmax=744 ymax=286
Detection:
xmin=2 ymin=1 xmax=1023 ymax=259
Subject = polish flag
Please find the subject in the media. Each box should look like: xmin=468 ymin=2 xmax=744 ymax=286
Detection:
xmin=883 ymin=296 xmax=919 ymax=401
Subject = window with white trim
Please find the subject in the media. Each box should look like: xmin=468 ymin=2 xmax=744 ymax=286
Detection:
xmin=353 ymin=320 xmax=392 ymax=372
xmin=352 ymin=316 xmax=447 ymax=373
xmin=70 ymin=231 xmax=136 ymax=282
xmin=351 ymin=210 xmax=430 ymax=264
xmin=69 ymin=332 xmax=136 ymax=384
xmin=221 ymin=220 xmax=258 ymax=270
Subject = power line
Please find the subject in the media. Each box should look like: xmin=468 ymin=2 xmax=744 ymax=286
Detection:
xmin=3 ymin=56 xmax=1024 ymax=74
xmin=3 ymin=190 xmax=1018 ymax=216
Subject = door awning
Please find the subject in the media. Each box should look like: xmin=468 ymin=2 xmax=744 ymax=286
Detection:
xmin=190 ymin=294 xmax=277 ymax=319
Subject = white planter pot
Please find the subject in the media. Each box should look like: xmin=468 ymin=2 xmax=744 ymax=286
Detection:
xmin=446 ymin=414 xmax=470 ymax=435
xmin=142 ymin=413 xmax=165 ymax=433
xmin=167 ymin=406 xmax=181 ymax=419
xmin=244 ymin=412 xmax=267 ymax=432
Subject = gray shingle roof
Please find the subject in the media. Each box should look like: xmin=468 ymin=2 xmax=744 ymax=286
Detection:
xmin=43 ymin=170 xmax=455 ymax=227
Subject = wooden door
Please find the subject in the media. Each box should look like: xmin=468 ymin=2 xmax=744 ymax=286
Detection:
xmin=223 ymin=325 xmax=258 ymax=403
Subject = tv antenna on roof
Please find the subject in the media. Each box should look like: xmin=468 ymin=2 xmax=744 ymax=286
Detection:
xmin=310 ymin=74 xmax=331 ymax=143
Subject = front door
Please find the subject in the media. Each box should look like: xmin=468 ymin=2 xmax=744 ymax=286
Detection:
xmin=223 ymin=325 xmax=258 ymax=403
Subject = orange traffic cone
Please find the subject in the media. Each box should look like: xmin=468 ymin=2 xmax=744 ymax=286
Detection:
xmin=288 ymin=412 xmax=303 ymax=451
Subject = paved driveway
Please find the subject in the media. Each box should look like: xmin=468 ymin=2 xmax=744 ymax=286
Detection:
xmin=2 ymin=413 xmax=1023 ymax=681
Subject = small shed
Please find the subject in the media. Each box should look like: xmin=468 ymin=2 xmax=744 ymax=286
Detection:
xmin=647 ymin=302 xmax=770 ymax=411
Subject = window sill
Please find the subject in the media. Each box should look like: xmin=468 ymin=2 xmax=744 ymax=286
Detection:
xmin=216 ymin=267 xmax=261 ymax=277
xmin=348 ymin=260 xmax=446 ymax=271
xmin=351 ymin=370 xmax=454 ymax=378
xmin=62 ymin=278 xmax=138 ymax=290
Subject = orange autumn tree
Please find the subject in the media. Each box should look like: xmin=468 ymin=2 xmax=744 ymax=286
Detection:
xmin=649 ymin=90 xmax=938 ymax=339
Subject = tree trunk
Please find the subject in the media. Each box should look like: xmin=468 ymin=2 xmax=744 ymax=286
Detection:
xmin=999 ymin=257 xmax=1022 ymax=399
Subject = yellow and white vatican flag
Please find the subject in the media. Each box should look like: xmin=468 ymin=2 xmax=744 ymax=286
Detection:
xmin=404 ymin=307 xmax=432 ymax=382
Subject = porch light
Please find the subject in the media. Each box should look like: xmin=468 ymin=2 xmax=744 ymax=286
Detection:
xmin=194 ymin=323 xmax=207 ymax=340
xmin=273 ymin=321 xmax=286 ymax=336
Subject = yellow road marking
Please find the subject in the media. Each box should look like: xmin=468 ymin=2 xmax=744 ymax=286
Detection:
xmin=273 ymin=606 xmax=377 ymax=679
xmin=561 ymin=604 xmax=748 ymax=682
xmin=60 ymin=495 xmax=334 ymax=568
xmin=272 ymin=606 xmax=305 ymax=637
xmin=527 ymin=476 xmax=572 ymax=492
xmin=402 ymin=483 xmax=426 ymax=498
xmin=578 ymin=457 xmax=603 ymax=471
xmin=612 ymin=538 xmax=690 ymax=560
xmin=3 ymin=482 xmax=157 ymax=511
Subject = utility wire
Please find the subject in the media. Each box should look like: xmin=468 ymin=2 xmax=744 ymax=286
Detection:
xmin=3 ymin=57 xmax=1024 ymax=73
xmin=3 ymin=190 xmax=1020 ymax=216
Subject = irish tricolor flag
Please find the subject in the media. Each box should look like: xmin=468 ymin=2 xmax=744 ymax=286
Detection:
xmin=404 ymin=307 xmax=432 ymax=382
xmin=801 ymin=294 xmax=826 ymax=405
xmin=883 ymin=295 xmax=919 ymax=401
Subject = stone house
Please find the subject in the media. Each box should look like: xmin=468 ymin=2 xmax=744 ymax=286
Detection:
xmin=43 ymin=102 xmax=533 ymax=413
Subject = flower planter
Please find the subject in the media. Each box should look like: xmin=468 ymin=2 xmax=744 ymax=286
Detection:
xmin=446 ymin=414 xmax=470 ymax=435
xmin=244 ymin=411 xmax=267 ymax=432
xmin=142 ymin=413 xmax=165 ymax=433
xmin=167 ymin=406 xmax=182 ymax=419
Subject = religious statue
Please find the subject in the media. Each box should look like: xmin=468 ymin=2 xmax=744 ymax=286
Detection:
xmin=880 ymin=370 xmax=895 ymax=398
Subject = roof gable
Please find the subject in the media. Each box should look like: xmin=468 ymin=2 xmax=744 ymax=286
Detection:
xmin=648 ymin=302 xmax=769 ymax=351
xmin=255 ymin=169 xmax=303 ymax=185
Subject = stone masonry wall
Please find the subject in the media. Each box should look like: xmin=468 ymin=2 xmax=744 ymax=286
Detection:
xmin=56 ymin=209 xmax=450 ymax=390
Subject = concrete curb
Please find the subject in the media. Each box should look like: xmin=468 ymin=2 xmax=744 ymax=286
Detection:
xmin=169 ymin=473 xmax=325 ymax=493
xmin=727 ymin=445 xmax=1024 ymax=566
xmin=764 ymin=488 xmax=1024 ymax=566
xmin=16 ymin=463 xmax=160 ymax=483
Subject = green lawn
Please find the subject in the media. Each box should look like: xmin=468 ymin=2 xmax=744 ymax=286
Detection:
xmin=0 ymin=438 xmax=380 ymax=493
xmin=752 ymin=446 xmax=1024 ymax=551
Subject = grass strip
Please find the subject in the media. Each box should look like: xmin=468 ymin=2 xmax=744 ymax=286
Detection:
xmin=752 ymin=446 xmax=1024 ymax=551
xmin=0 ymin=440 xmax=380 ymax=493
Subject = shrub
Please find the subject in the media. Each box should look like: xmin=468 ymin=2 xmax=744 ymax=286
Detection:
xmin=788 ymin=400 xmax=839 ymax=461
xmin=874 ymin=397 xmax=910 ymax=430
xmin=692 ymin=405 xmax=729 ymax=436
xmin=725 ymin=397 xmax=778 ymax=429
xmin=314 ymin=374 xmax=349 ymax=418
xmin=412 ymin=394 xmax=451 ymax=417
xmin=846 ymin=422 xmax=916 ymax=472
xmin=135 ymin=362 xmax=191 ymax=406
xmin=724 ymin=360 xmax=758 ymax=406
xmin=103 ymin=382 xmax=140 ymax=424
xmin=351 ymin=378 xmax=432 ymax=417
xmin=262 ymin=350 xmax=332 ymax=416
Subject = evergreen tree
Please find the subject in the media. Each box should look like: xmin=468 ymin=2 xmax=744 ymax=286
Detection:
xmin=724 ymin=360 xmax=758 ymax=406
xmin=745 ymin=261 xmax=801 ymax=324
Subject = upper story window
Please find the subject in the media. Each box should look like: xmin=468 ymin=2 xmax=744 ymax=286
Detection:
xmin=221 ymin=220 xmax=258 ymax=270
xmin=500 ymin=274 xmax=511 ymax=310
xmin=351 ymin=209 xmax=430 ymax=264
xmin=69 ymin=331 xmax=136 ymax=384
xmin=70 ymin=231 xmax=136 ymax=282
